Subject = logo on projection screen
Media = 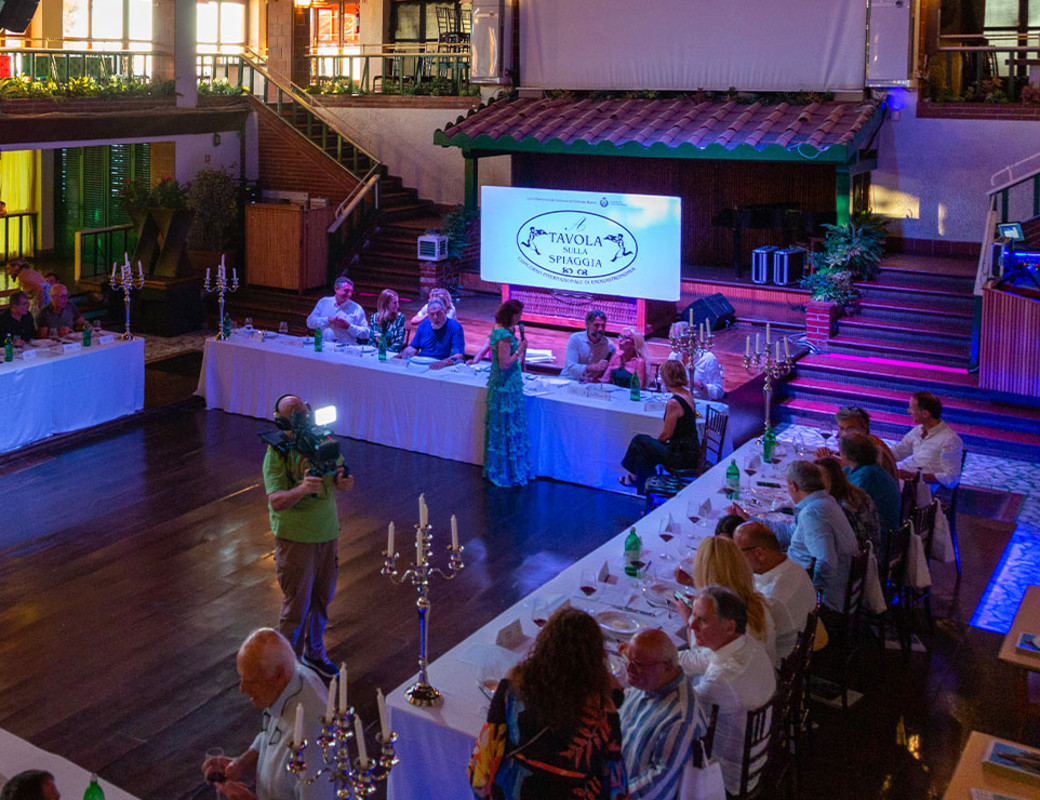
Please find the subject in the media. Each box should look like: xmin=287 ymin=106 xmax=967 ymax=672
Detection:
xmin=515 ymin=211 xmax=638 ymax=283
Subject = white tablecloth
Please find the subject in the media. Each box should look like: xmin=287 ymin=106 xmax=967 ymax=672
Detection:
xmin=196 ymin=335 xmax=729 ymax=493
xmin=0 ymin=338 xmax=145 ymax=454
xmin=0 ymin=727 xmax=139 ymax=799
xmin=385 ymin=437 xmax=777 ymax=800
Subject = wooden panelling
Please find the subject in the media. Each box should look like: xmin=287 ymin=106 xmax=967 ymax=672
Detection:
xmin=245 ymin=203 xmax=335 ymax=291
xmin=681 ymin=280 xmax=808 ymax=326
xmin=512 ymin=153 xmax=835 ymax=267
xmin=980 ymin=286 xmax=1040 ymax=397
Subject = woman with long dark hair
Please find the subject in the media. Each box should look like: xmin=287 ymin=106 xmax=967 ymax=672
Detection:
xmin=469 ymin=607 xmax=628 ymax=799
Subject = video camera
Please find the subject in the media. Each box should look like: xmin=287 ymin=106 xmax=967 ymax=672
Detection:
xmin=260 ymin=404 xmax=347 ymax=478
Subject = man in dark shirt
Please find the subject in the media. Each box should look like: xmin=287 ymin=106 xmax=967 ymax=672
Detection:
xmin=36 ymin=283 xmax=85 ymax=338
xmin=0 ymin=291 xmax=37 ymax=343
xmin=399 ymin=297 xmax=465 ymax=369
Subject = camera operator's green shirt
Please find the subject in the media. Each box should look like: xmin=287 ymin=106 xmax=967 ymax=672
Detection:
xmin=263 ymin=446 xmax=340 ymax=543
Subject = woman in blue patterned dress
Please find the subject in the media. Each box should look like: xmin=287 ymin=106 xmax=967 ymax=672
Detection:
xmin=484 ymin=299 xmax=535 ymax=487
xmin=370 ymin=289 xmax=406 ymax=352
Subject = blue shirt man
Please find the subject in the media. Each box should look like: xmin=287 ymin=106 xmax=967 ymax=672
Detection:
xmin=400 ymin=297 xmax=465 ymax=367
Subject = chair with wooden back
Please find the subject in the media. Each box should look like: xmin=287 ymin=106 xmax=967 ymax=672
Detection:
xmin=698 ymin=405 xmax=729 ymax=474
xmin=906 ymin=504 xmax=937 ymax=634
xmin=733 ymin=696 xmax=778 ymax=800
xmin=643 ymin=406 xmax=728 ymax=513
xmin=817 ymin=544 xmax=870 ymax=711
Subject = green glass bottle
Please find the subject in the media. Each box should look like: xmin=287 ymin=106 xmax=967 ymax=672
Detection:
xmin=377 ymin=329 xmax=387 ymax=361
xmin=623 ymin=527 xmax=642 ymax=577
xmin=629 ymin=370 xmax=640 ymax=401
xmin=4 ymin=334 xmax=12 ymax=362
xmin=314 ymin=328 xmax=323 ymax=353
xmin=82 ymin=323 xmax=92 ymax=347
xmin=762 ymin=426 xmax=776 ymax=463
xmin=726 ymin=459 xmax=741 ymax=496
xmin=83 ymin=774 xmax=105 ymax=800
xmin=222 ymin=314 xmax=232 ymax=339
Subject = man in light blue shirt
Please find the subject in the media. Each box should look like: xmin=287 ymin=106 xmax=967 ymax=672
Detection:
xmin=731 ymin=460 xmax=858 ymax=611
xmin=306 ymin=276 xmax=370 ymax=344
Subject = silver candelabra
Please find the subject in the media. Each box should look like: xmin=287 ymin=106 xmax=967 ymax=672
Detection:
xmin=287 ymin=710 xmax=398 ymax=798
xmin=202 ymin=256 xmax=239 ymax=341
xmin=109 ymin=254 xmax=144 ymax=341
xmin=669 ymin=323 xmax=713 ymax=391
xmin=382 ymin=506 xmax=465 ymax=707
xmin=744 ymin=336 xmax=793 ymax=437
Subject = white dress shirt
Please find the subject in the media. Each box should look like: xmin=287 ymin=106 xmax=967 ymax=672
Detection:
xmin=306 ymin=296 xmax=370 ymax=344
xmin=562 ymin=330 xmax=615 ymax=380
xmin=754 ymin=557 xmax=817 ymax=662
xmin=890 ymin=420 xmax=964 ymax=488
xmin=667 ymin=350 xmax=725 ymax=399
xmin=249 ymin=663 xmax=335 ymax=800
xmin=683 ymin=635 xmax=776 ymax=795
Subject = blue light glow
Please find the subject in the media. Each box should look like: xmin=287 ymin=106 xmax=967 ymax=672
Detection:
xmin=971 ymin=526 xmax=1040 ymax=634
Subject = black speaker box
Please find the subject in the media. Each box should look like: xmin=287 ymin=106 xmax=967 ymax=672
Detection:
xmin=0 ymin=0 xmax=40 ymax=33
xmin=677 ymin=292 xmax=736 ymax=331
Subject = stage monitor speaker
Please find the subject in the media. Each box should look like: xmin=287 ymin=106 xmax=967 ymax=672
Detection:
xmin=678 ymin=293 xmax=736 ymax=331
xmin=0 ymin=0 xmax=39 ymax=32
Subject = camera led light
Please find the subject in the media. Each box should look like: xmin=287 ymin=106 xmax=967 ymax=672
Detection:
xmin=314 ymin=405 xmax=337 ymax=426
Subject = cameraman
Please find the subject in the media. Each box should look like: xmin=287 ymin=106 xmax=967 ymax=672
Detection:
xmin=263 ymin=394 xmax=354 ymax=680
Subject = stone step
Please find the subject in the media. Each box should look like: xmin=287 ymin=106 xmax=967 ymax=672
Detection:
xmin=855 ymin=299 xmax=972 ymax=324
xmin=824 ymin=333 xmax=971 ymax=367
xmin=835 ymin=315 xmax=972 ymax=346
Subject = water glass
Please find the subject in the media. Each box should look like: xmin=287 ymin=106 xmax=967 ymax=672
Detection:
xmin=204 ymin=747 xmax=225 ymax=798
xmin=244 ymin=316 xmax=253 ymax=332
xmin=278 ymin=321 xmax=289 ymax=335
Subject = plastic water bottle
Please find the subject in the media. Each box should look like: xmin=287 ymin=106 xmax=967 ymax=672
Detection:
xmin=314 ymin=328 xmax=323 ymax=353
xmin=629 ymin=370 xmax=640 ymax=401
xmin=83 ymin=774 xmax=105 ymax=800
xmin=624 ymin=527 xmax=642 ymax=577
xmin=3 ymin=334 xmax=12 ymax=362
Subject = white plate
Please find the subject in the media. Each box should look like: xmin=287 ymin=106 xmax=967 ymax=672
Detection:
xmin=543 ymin=377 xmax=570 ymax=387
xmin=409 ymin=355 xmax=439 ymax=365
xmin=594 ymin=609 xmax=643 ymax=638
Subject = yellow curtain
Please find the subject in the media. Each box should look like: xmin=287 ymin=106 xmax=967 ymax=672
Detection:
xmin=0 ymin=150 xmax=37 ymax=259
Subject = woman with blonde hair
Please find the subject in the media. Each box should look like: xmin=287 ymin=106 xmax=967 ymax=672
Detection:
xmin=601 ymin=326 xmax=648 ymax=389
xmin=369 ymin=289 xmax=406 ymax=352
xmin=678 ymin=535 xmax=777 ymax=667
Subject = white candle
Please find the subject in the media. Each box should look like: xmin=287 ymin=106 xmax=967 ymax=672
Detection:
xmin=387 ymin=521 xmax=395 ymax=556
xmin=419 ymin=493 xmax=428 ymax=528
xmin=688 ymin=309 xmax=694 ymax=326
xmin=111 ymin=262 xmax=117 ymax=280
xmin=703 ymin=321 xmax=709 ymax=340
xmin=450 ymin=514 xmax=459 ymax=550
xmin=205 ymin=267 xmax=211 ymax=284
xmin=293 ymin=702 xmax=304 ymax=747
xmin=338 ymin=663 xmax=347 ymax=711
xmin=232 ymin=267 xmax=238 ymax=284
xmin=775 ymin=341 xmax=780 ymax=360
xmin=354 ymin=714 xmax=369 ymax=764
xmin=221 ymin=254 xmax=225 ymax=270
xmin=745 ymin=335 xmax=751 ymax=356
xmin=416 ymin=526 xmax=425 ymax=566
xmin=766 ymin=322 xmax=771 ymax=344
xmin=755 ymin=333 xmax=760 ymax=354
xmin=138 ymin=262 xmax=144 ymax=282
xmin=784 ymin=337 xmax=790 ymax=358
xmin=325 ymin=674 xmax=336 ymax=720
xmin=376 ymin=688 xmax=389 ymax=740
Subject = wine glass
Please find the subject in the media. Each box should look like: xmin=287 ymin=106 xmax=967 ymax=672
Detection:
xmin=579 ymin=570 xmax=599 ymax=601
xmin=793 ymin=431 xmax=805 ymax=456
xmin=743 ymin=456 xmax=758 ymax=495
xmin=657 ymin=519 xmax=676 ymax=561
xmin=820 ymin=423 xmax=835 ymax=448
xmin=204 ymin=747 xmax=225 ymax=798
xmin=530 ymin=596 xmax=550 ymax=629
xmin=244 ymin=316 xmax=253 ymax=332
xmin=92 ymin=319 xmax=102 ymax=335
xmin=278 ymin=321 xmax=289 ymax=336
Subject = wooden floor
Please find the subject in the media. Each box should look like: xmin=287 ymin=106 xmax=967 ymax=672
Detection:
xmin=0 ymin=361 xmax=1033 ymax=800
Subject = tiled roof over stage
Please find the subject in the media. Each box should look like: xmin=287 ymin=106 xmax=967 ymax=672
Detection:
xmin=436 ymin=95 xmax=884 ymax=160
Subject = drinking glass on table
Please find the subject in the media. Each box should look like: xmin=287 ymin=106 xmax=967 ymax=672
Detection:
xmin=530 ymin=596 xmax=550 ymax=629
xmin=743 ymin=456 xmax=758 ymax=495
xmin=819 ymin=422 xmax=835 ymax=447
xmin=244 ymin=316 xmax=253 ymax=332
xmin=92 ymin=319 xmax=102 ymax=335
xmin=204 ymin=747 xmax=226 ymax=798
xmin=278 ymin=321 xmax=289 ymax=335
xmin=657 ymin=519 xmax=676 ymax=561
xmin=578 ymin=569 xmax=599 ymax=602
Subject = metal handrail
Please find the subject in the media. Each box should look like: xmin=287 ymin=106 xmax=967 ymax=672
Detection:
xmin=990 ymin=151 xmax=1040 ymax=193
xmin=330 ymin=170 xmax=381 ymax=234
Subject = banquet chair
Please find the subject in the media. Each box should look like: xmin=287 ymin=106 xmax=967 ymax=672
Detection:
xmin=933 ymin=449 xmax=968 ymax=576
xmin=813 ymin=544 xmax=869 ymax=711
xmin=906 ymin=503 xmax=937 ymax=635
xmin=787 ymin=604 xmax=820 ymax=769
xmin=643 ymin=406 xmax=728 ymax=512
xmin=693 ymin=704 xmax=720 ymax=764
xmin=872 ymin=523 xmax=913 ymax=661
xmin=732 ymin=695 xmax=784 ymax=800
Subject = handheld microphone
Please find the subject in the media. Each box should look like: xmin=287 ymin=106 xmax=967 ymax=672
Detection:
xmin=519 ymin=323 xmax=526 ymax=340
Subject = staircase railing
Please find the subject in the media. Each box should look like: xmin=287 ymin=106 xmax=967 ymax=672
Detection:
xmin=977 ymin=151 xmax=1040 ymax=292
xmin=74 ymin=224 xmax=137 ymax=282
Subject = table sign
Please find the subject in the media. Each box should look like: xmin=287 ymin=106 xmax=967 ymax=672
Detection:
xmin=494 ymin=620 xmax=525 ymax=649
xmin=59 ymin=342 xmax=82 ymax=354
xmin=96 ymin=334 xmax=115 ymax=345
xmin=19 ymin=348 xmax=36 ymax=361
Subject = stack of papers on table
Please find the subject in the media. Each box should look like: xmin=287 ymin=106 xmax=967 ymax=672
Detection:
xmin=524 ymin=349 xmax=554 ymax=363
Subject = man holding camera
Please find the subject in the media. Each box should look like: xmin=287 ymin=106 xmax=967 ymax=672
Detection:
xmin=264 ymin=394 xmax=354 ymax=680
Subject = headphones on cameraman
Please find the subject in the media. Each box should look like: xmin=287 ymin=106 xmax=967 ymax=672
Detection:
xmin=273 ymin=394 xmax=311 ymax=431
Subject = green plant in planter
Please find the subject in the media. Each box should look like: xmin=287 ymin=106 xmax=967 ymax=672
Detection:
xmin=800 ymin=267 xmax=857 ymax=306
xmin=150 ymin=176 xmax=189 ymax=210
xmin=120 ymin=176 xmax=152 ymax=215
xmin=439 ymin=205 xmax=479 ymax=259
xmin=198 ymin=79 xmax=247 ymax=96
xmin=187 ymin=168 xmax=240 ymax=250
xmin=810 ymin=213 xmax=888 ymax=281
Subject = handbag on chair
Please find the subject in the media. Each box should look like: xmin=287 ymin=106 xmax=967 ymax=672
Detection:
xmin=679 ymin=739 xmax=726 ymax=800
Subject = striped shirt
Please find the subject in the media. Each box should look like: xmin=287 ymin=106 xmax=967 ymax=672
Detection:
xmin=620 ymin=673 xmax=706 ymax=800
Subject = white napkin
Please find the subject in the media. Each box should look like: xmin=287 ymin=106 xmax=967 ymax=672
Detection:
xmin=699 ymin=498 xmax=713 ymax=517
xmin=667 ymin=513 xmax=680 ymax=534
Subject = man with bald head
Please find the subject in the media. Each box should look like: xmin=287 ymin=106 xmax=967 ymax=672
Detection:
xmin=36 ymin=283 xmax=85 ymax=339
xmin=201 ymin=629 xmax=333 ymax=800
xmin=619 ymin=628 xmax=705 ymax=799
xmin=733 ymin=522 xmax=816 ymax=661
xmin=264 ymin=394 xmax=354 ymax=680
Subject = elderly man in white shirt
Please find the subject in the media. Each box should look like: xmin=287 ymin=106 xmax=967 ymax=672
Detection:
xmin=666 ymin=322 xmax=725 ymax=400
xmin=201 ymin=628 xmax=334 ymax=800
xmin=306 ymin=277 xmax=370 ymax=345
xmin=678 ymin=586 xmax=775 ymax=796
xmin=891 ymin=391 xmax=964 ymax=488
xmin=734 ymin=521 xmax=817 ymax=662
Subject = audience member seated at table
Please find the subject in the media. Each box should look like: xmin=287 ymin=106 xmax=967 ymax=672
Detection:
xmin=0 ymin=291 xmax=37 ymax=343
xmin=468 ymin=607 xmax=628 ymax=800
xmin=676 ymin=535 xmax=777 ymax=666
xmin=369 ymin=289 xmax=406 ymax=353
xmin=618 ymin=629 xmax=706 ymax=800
xmin=666 ymin=321 xmax=725 ymax=400
xmin=409 ymin=287 xmax=457 ymax=326
xmin=600 ymin=326 xmax=648 ymax=389
xmin=839 ymin=431 xmax=901 ymax=536
xmin=0 ymin=770 xmax=60 ymax=800
xmin=891 ymin=391 xmax=964 ymax=488
xmin=676 ymin=586 xmax=775 ymax=796
xmin=399 ymin=298 xmax=465 ymax=370
xmin=562 ymin=309 xmax=615 ymax=382
xmin=714 ymin=513 xmax=745 ymax=538
xmin=200 ymin=628 xmax=334 ymax=800
xmin=5 ymin=259 xmax=51 ymax=311
xmin=733 ymin=522 xmax=816 ymax=662
xmin=619 ymin=360 xmax=701 ymax=494
xmin=816 ymin=405 xmax=897 ymax=478
xmin=816 ymin=456 xmax=881 ymax=550
xmin=305 ymin=276 xmax=370 ymax=345
xmin=36 ymin=284 xmax=85 ymax=339
xmin=729 ymin=460 xmax=859 ymax=615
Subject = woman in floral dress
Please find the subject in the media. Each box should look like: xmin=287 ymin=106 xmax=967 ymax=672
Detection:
xmin=483 ymin=299 xmax=535 ymax=487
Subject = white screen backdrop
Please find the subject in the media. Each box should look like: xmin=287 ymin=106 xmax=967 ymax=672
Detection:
xmin=520 ymin=0 xmax=868 ymax=93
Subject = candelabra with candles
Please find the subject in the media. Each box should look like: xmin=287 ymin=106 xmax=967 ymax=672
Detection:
xmin=743 ymin=324 xmax=793 ymax=450
xmin=202 ymin=256 xmax=238 ymax=340
xmin=382 ymin=494 xmax=464 ymax=707
xmin=286 ymin=671 xmax=399 ymax=798
xmin=109 ymin=254 xmax=145 ymax=341
xmin=669 ymin=319 xmax=713 ymax=391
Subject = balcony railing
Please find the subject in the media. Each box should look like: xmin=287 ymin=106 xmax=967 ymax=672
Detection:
xmin=75 ymin=224 xmax=137 ymax=281
xmin=0 ymin=47 xmax=155 ymax=83
xmin=928 ymin=30 xmax=1040 ymax=102
xmin=305 ymin=50 xmax=471 ymax=95
xmin=0 ymin=212 xmax=37 ymax=262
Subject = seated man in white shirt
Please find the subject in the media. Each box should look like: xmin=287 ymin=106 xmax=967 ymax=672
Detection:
xmin=680 ymin=586 xmax=775 ymax=796
xmin=890 ymin=391 xmax=964 ymax=488
xmin=666 ymin=321 xmax=725 ymax=400
xmin=733 ymin=521 xmax=816 ymax=662
xmin=306 ymin=277 xmax=370 ymax=345
xmin=561 ymin=309 xmax=615 ymax=381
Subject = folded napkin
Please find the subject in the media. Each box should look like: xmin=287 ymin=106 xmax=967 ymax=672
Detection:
xmin=666 ymin=513 xmax=680 ymax=534
xmin=699 ymin=498 xmax=712 ymax=517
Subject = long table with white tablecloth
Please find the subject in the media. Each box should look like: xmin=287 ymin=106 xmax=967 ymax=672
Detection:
xmin=0 ymin=337 xmax=145 ymax=454
xmin=196 ymin=334 xmax=730 ymax=492
xmin=384 ymin=436 xmax=776 ymax=799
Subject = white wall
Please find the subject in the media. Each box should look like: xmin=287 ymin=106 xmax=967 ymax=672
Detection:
xmin=871 ymin=92 xmax=1040 ymax=243
xmin=173 ymin=132 xmax=243 ymax=184
xmin=318 ymin=105 xmax=510 ymax=205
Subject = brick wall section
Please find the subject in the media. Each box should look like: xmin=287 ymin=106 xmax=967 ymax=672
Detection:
xmin=805 ymin=300 xmax=841 ymax=348
xmin=255 ymin=105 xmax=359 ymax=206
xmin=418 ymin=216 xmax=480 ymax=300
